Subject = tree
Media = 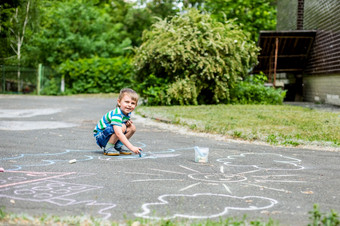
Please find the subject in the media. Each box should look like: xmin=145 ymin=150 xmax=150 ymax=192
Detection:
xmin=202 ymin=0 xmax=276 ymax=41
xmin=28 ymin=0 xmax=132 ymax=68
xmin=181 ymin=0 xmax=204 ymax=8
xmin=134 ymin=9 xmax=259 ymax=105
xmin=0 ymin=0 xmax=37 ymax=92
xmin=122 ymin=0 xmax=180 ymax=46
xmin=0 ymin=0 xmax=24 ymax=64
xmin=9 ymin=0 xmax=30 ymax=65
xmin=1 ymin=0 xmax=39 ymax=66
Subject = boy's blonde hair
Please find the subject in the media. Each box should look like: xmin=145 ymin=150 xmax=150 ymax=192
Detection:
xmin=118 ymin=88 xmax=139 ymax=102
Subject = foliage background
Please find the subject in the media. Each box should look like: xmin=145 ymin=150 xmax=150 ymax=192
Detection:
xmin=58 ymin=57 xmax=134 ymax=94
xmin=0 ymin=0 xmax=279 ymax=104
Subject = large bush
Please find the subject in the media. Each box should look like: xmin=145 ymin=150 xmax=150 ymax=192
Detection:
xmin=134 ymin=9 xmax=259 ymax=105
xmin=58 ymin=57 xmax=134 ymax=94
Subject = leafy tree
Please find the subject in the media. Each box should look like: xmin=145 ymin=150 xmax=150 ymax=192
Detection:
xmin=134 ymin=9 xmax=259 ymax=105
xmin=122 ymin=0 xmax=180 ymax=46
xmin=202 ymin=0 xmax=277 ymax=41
xmin=181 ymin=0 xmax=204 ymax=8
xmin=0 ymin=0 xmax=38 ymax=92
xmin=28 ymin=0 xmax=132 ymax=68
xmin=87 ymin=0 xmax=180 ymax=47
xmin=0 ymin=0 xmax=36 ymax=65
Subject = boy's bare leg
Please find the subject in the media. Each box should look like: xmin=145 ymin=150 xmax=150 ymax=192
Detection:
xmin=108 ymin=133 xmax=119 ymax=146
xmin=125 ymin=124 xmax=136 ymax=140
xmin=114 ymin=124 xmax=136 ymax=155
xmin=108 ymin=124 xmax=127 ymax=145
xmin=104 ymin=131 xmax=121 ymax=156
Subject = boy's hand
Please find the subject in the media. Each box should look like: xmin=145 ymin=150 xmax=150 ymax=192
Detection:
xmin=126 ymin=119 xmax=133 ymax=127
xmin=130 ymin=146 xmax=142 ymax=154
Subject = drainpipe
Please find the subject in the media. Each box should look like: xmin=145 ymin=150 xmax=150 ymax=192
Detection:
xmin=297 ymin=0 xmax=304 ymax=30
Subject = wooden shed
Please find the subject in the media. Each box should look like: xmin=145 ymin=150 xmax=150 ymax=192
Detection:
xmin=254 ymin=0 xmax=340 ymax=105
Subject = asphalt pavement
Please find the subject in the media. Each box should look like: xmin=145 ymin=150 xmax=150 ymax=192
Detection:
xmin=0 ymin=95 xmax=339 ymax=225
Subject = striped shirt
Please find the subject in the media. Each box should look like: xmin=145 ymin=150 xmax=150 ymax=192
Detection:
xmin=93 ymin=107 xmax=130 ymax=135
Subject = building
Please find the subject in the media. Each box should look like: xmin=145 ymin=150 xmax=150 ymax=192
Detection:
xmin=253 ymin=0 xmax=340 ymax=105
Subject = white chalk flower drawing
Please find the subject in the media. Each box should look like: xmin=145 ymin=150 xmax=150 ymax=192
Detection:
xmin=135 ymin=193 xmax=278 ymax=220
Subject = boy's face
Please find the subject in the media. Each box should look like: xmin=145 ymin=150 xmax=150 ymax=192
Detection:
xmin=118 ymin=94 xmax=137 ymax=115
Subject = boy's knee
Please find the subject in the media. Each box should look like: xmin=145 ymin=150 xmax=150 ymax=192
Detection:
xmin=129 ymin=124 xmax=136 ymax=133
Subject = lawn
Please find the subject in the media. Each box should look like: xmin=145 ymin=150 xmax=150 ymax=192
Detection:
xmin=1 ymin=205 xmax=338 ymax=225
xmin=136 ymin=104 xmax=340 ymax=149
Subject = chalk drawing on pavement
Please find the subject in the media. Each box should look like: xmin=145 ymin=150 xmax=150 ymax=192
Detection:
xmin=0 ymin=143 xmax=190 ymax=171
xmin=130 ymin=152 xmax=305 ymax=193
xmin=98 ymin=146 xmax=194 ymax=161
xmin=217 ymin=153 xmax=304 ymax=170
xmin=0 ymin=171 xmax=116 ymax=220
xmin=135 ymin=193 xmax=278 ymax=220
xmin=0 ymin=145 xmax=306 ymax=220
xmin=131 ymin=152 xmax=306 ymax=219
xmin=0 ymin=150 xmax=95 ymax=171
xmin=0 ymin=171 xmax=76 ymax=189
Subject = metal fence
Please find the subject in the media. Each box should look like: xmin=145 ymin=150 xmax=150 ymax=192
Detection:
xmin=0 ymin=65 xmax=58 ymax=94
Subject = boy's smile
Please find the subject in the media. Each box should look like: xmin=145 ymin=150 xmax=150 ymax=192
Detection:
xmin=118 ymin=95 xmax=137 ymax=115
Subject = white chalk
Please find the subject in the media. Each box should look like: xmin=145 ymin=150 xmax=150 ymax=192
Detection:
xmin=69 ymin=159 xmax=77 ymax=164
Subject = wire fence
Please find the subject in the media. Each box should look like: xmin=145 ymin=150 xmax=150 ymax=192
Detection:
xmin=0 ymin=65 xmax=58 ymax=94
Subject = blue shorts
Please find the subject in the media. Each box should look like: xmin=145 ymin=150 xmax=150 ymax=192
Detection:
xmin=94 ymin=125 xmax=125 ymax=148
xmin=94 ymin=125 xmax=115 ymax=148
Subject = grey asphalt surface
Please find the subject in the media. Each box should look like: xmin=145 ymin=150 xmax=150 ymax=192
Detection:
xmin=0 ymin=95 xmax=339 ymax=225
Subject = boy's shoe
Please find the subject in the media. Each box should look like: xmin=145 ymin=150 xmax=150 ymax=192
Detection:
xmin=103 ymin=147 xmax=120 ymax=156
xmin=115 ymin=145 xmax=132 ymax=155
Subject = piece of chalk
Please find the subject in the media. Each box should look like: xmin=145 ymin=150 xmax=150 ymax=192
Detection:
xmin=69 ymin=159 xmax=77 ymax=164
xmin=139 ymin=150 xmax=142 ymax=157
xmin=0 ymin=167 xmax=4 ymax=172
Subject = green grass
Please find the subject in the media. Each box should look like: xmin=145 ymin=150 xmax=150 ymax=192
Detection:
xmin=136 ymin=104 xmax=340 ymax=148
xmin=0 ymin=208 xmax=277 ymax=225
xmin=0 ymin=210 xmax=279 ymax=226
xmin=0 ymin=205 xmax=338 ymax=225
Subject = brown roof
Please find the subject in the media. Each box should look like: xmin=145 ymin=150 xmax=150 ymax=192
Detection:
xmin=253 ymin=30 xmax=316 ymax=74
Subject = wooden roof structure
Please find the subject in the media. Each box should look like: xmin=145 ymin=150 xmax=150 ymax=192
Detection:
xmin=252 ymin=30 xmax=316 ymax=86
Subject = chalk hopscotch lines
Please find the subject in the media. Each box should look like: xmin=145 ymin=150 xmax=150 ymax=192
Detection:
xmin=0 ymin=171 xmax=76 ymax=189
xmin=0 ymin=170 xmax=116 ymax=220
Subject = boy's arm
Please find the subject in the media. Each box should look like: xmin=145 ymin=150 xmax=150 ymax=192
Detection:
xmin=113 ymin=125 xmax=141 ymax=154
